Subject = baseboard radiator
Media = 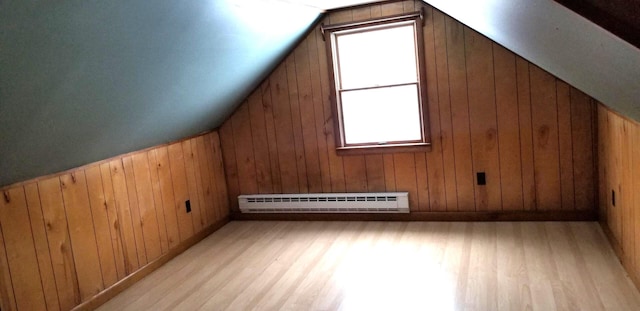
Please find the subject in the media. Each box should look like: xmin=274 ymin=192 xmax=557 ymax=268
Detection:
xmin=238 ymin=192 xmax=409 ymax=213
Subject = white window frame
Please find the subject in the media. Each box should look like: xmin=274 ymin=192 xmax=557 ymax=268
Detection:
xmin=322 ymin=9 xmax=431 ymax=155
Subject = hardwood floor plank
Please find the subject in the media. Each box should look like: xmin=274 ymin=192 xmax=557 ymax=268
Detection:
xmin=98 ymin=221 xmax=640 ymax=311
xmin=464 ymin=223 xmax=498 ymax=310
xmin=280 ymin=222 xmax=365 ymax=310
xmin=496 ymin=223 xmax=532 ymax=310
xmin=572 ymin=222 xmax=640 ymax=310
xmin=100 ymin=222 xmax=253 ymax=309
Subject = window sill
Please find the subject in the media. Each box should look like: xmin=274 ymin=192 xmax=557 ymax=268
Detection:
xmin=336 ymin=142 xmax=432 ymax=156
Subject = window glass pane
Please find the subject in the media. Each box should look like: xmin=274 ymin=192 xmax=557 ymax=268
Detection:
xmin=336 ymin=24 xmax=417 ymax=89
xmin=341 ymin=84 xmax=422 ymax=144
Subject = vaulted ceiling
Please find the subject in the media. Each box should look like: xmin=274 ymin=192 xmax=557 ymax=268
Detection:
xmin=0 ymin=0 xmax=321 ymax=186
xmin=425 ymin=0 xmax=639 ymax=119
xmin=1 ymin=0 xmax=638 ymax=187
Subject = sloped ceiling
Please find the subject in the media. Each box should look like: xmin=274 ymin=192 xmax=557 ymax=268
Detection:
xmin=278 ymin=0 xmax=380 ymax=10
xmin=1 ymin=0 xmax=639 ymax=187
xmin=0 ymin=0 xmax=321 ymax=186
xmin=424 ymin=0 xmax=640 ymax=123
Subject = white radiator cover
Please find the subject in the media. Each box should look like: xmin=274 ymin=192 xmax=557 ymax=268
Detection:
xmin=238 ymin=192 xmax=409 ymax=213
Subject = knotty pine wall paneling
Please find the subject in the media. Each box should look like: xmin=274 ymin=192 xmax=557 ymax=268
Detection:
xmin=0 ymin=131 xmax=229 ymax=311
xmin=60 ymin=172 xmax=105 ymax=301
xmin=430 ymin=9 xmax=456 ymax=211
xmin=38 ymin=177 xmax=79 ymax=310
xmin=220 ymin=0 xmax=598 ymax=215
xmin=598 ymin=105 xmax=640 ymax=289
xmin=493 ymin=44 xmax=523 ymax=211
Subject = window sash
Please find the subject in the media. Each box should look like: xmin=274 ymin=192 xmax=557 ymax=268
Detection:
xmin=333 ymin=22 xmax=419 ymax=90
xmin=322 ymin=9 xmax=431 ymax=153
xmin=339 ymin=82 xmax=425 ymax=147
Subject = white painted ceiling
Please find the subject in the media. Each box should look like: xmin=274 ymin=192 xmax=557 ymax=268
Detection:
xmin=277 ymin=0 xmax=386 ymax=11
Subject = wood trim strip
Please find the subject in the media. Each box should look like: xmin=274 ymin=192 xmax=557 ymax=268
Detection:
xmin=230 ymin=210 xmax=597 ymax=222
xmin=338 ymin=81 xmax=418 ymax=93
xmin=414 ymin=6 xmax=432 ymax=145
xmin=321 ymin=10 xmax=423 ymax=35
xmin=336 ymin=143 xmax=432 ymax=155
xmin=71 ymin=217 xmax=230 ymax=311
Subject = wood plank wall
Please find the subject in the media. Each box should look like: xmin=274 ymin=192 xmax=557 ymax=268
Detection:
xmin=220 ymin=0 xmax=598 ymax=214
xmin=0 ymin=131 xmax=229 ymax=311
xmin=598 ymin=104 xmax=640 ymax=289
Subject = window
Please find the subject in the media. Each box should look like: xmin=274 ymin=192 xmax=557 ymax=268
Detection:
xmin=322 ymin=10 xmax=430 ymax=154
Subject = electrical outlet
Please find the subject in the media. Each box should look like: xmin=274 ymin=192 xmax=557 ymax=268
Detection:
xmin=612 ymin=190 xmax=616 ymax=206
xmin=186 ymin=200 xmax=191 ymax=213
xmin=477 ymin=172 xmax=486 ymax=185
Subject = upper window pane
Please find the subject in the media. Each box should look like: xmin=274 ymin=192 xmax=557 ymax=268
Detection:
xmin=335 ymin=23 xmax=418 ymax=90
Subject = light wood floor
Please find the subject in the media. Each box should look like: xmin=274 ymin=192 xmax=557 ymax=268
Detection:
xmin=98 ymin=221 xmax=640 ymax=311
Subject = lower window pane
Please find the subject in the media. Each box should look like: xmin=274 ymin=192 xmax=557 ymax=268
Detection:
xmin=341 ymin=84 xmax=422 ymax=145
